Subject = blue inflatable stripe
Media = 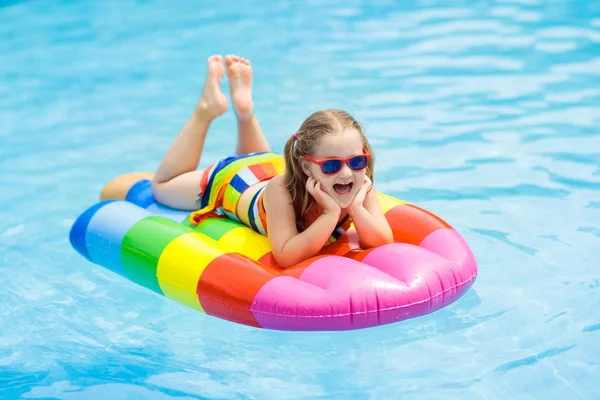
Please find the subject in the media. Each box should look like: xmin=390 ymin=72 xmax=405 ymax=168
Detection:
xmin=85 ymin=201 xmax=151 ymax=277
xmin=126 ymin=179 xmax=155 ymax=209
xmin=69 ymin=200 xmax=117 ymax=262
xmin=145 ymin=203 xmax=191 ymax=223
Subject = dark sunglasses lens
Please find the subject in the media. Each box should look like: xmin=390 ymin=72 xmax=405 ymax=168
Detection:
xmin=321 ymin=160 xmax=342 ymax=174
xmin=349 ymin=156 xmax=368 ymax=170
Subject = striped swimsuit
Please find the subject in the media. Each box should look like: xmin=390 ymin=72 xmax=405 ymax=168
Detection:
xmin=189 ymin=152 xmax=352 ymax=243
xmin=190 ymin=152 xmax=283 ymax=233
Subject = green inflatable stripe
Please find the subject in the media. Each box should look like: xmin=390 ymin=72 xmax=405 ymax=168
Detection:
xmin=181 ymin=217 xmax=196 ymax=228
xmin=195 ymin=217 xmax=243 ymax=241
xmin=121 ymin=216 xmax=191 ymax=294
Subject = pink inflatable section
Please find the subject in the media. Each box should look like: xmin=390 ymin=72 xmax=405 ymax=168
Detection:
xmin=251 ymin=218 xmax=477 ymax=331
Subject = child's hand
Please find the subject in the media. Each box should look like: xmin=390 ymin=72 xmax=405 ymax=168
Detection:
xmin=348 ymin=176 xmax=372 ymax=215
xmin=306 ymin=177 xmax=341 ymax=216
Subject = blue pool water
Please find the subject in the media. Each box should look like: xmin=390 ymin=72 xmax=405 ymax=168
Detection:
xmin=1 ymin=0 xmax=599 ymax=398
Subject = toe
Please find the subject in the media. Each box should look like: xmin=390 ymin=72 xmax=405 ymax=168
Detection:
xmin=230 ymin=63 xmax=242 ymax=78
xmin=208 ymin=54 xmax=222 ymax=63
xmin=225 ymin=54 xmax=240 ymax=66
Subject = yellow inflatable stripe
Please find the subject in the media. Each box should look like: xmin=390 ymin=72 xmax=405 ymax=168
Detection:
xmin=157 ymin=232 xmax=225 ymax=312
xmin=377 ymin=192 xmax=406 ymax=214
xmin=218 ymin=227 xmax=271 ymax=261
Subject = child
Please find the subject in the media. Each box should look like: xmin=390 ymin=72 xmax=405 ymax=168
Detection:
xmin=105 ymin=54 xmax=393 ymax=268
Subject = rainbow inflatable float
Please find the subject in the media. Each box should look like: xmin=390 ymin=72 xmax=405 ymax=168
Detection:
xmin=70 ymin=179 xmax=477 ymax=331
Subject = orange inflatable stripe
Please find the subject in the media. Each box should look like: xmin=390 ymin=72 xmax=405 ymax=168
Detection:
xmin=385 ymin=203 xmax=451 ymax=245
xmin=257 ymin=252 xmax=279 ymax=270
xmin=197 ymin=253 xmax=275 ymax=327
xmin=282 ymin=255 xmax=330 ymax=279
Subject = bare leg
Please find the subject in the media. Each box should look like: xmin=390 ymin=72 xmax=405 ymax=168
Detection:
xmin=225 ymin=55 xmax=271 ymax=155
xmin=151 ymin=55 xmax=228 ymax=210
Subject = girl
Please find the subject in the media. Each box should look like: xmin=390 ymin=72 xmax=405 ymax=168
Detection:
xmin=102 ymin=54 xmax=393 ymax=268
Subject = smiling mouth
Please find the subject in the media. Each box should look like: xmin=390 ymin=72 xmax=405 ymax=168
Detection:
xmin=333 ymin=182 xmax=353 ymax=195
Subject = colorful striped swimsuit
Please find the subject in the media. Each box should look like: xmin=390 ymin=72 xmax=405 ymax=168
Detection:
xmin=189 ymin=152 xmax=352 ymax=243
xmin=190 ymin=152 xmax=283 ymax=233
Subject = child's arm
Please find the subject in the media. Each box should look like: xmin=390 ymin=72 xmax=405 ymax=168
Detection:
xmin=264 ymin=177 xmax=340 ymax=268
xmin=348 ymin=178 xmax=394 ymax=249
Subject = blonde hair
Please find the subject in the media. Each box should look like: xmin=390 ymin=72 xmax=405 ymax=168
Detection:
xmin=282 ymin=109 xmax=375 ymax=219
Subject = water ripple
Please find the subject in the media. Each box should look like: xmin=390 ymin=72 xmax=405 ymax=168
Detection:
xmin=495 ymin=345 xmax=577 ymax=373
xmin=383 ymin=184 xmax=571 ymax=202
xmin=534 ymin=167 xmax=600 ymax=190
xmin=544 ymin=311 xmax=568 ymax=323
xmin=551 ymin=57 xmax=600 ymax=75
xmin=583 ymin=323 xmax=600 ymax=332
xmin=577 ymin=226 xmax=600 ymax=238
xmin=540 ymin=152 xmax=600 ymax=168
xmin=587 ymin=201 xmax=600 ymax=209
xmin=470 ymin=228 xmax=538 ymax=255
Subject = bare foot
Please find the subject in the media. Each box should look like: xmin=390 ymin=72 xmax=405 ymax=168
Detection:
xmin=225 ymin=55 xmax=253 ymax=120
xmin=196 ymin=55 xmax=228 ymax=118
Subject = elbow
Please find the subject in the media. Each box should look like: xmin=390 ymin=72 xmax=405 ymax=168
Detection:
xmin=379 ymin=222 xmax=394 ymax=246
xmin=380 ymin=229 xmax=394 ymax=246
xmin=384 ymin=228 xmax=394 ymax=244
xmin=360 ymin=229 xmax=394 ymax=249
xmin=277 ymin=260 xmax=295 ymax=269
xmin=272 ymin=246 xmax=296 ymax=269
xmin=271 ymin=236 xmax=324 ymax=269
xmin=272 ymin=241 xmax=303 ymax=269
xmin=272 ymin=252 xmax=295 ymax=269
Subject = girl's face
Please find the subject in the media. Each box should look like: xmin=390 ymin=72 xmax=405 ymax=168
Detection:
xmin=301 ymin=129 xmax=367 ymax=209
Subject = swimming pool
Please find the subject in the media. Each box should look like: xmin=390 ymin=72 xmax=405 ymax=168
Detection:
xmin=1 ymin=0 xmax=599 ymax=398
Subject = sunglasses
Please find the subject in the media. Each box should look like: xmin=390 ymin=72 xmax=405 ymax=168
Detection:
xmin=303 ymin=148 xmax=370 ymax=175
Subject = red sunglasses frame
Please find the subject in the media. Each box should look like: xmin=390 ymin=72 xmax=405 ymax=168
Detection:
xmin=303 ymin=148 xmax=370 ymax=175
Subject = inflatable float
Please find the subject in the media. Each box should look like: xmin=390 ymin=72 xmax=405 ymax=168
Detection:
xmin=70 ymin=179 xmax=477 ymax=331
